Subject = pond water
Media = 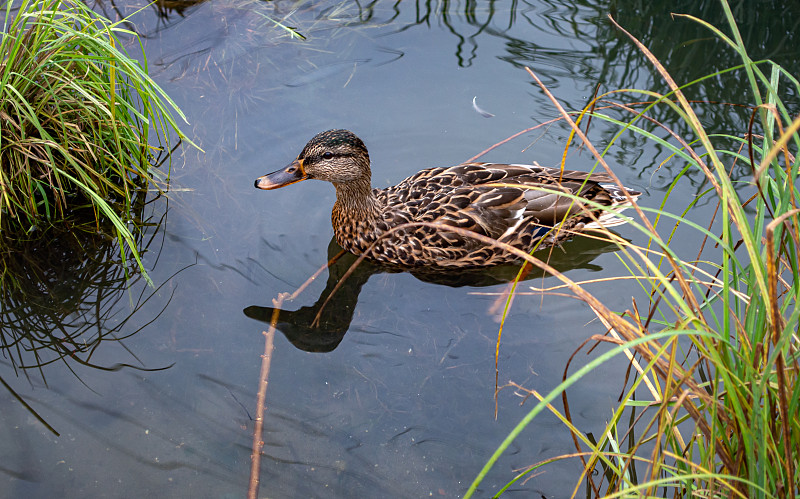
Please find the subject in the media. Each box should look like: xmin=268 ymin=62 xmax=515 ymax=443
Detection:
xmin=2 ymin=0 xmax=798 ymax=497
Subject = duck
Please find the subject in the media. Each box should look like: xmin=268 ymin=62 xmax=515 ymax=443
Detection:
xmin=254 ymin=129 xmax=640 ymax=269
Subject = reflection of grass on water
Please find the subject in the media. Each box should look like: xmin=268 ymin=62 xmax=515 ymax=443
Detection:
xmin=0 ymin=0 xmax=191 ymax=282
xmin=0 ymin=191 xmax=176 ymax=436
xmin=0 ymin=182 xmax=184 ymax=436
xmin=467 ymin=1 xmax=800 ymax=496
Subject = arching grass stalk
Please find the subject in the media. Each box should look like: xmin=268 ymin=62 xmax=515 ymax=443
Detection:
xmin=0 ymin=0 xmax=193 ymax=284
xmin=467 ymin=0 xmax=800 ymax=496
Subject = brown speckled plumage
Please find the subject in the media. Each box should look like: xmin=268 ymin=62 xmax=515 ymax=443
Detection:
xmin=255 ymin=129 xmax=640 ymax=268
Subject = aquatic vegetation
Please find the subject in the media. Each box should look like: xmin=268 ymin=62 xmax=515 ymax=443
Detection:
xmin=0 ymin=0 xmax=191 ymax=281
xmin=467 ymin=1 xmax=800 ymax=496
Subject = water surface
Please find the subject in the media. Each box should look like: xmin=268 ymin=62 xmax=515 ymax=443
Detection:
xmin=2 ymin=0 xmax=798 ymax=496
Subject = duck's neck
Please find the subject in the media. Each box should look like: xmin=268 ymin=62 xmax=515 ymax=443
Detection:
xmin=331 ymin=178 xmax=384 ymax=252
xmin=333 ymin=178 xmax=382 ymax=222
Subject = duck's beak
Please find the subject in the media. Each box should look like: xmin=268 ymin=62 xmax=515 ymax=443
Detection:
xmin=254 ymin=159 xmax=307 ymax=190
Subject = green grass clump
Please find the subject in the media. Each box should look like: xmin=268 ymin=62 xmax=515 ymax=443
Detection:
xmin=0 ymin=0 xmax=190 ymax=282
xmin=465 ymin=0 xmax=800 ymax=496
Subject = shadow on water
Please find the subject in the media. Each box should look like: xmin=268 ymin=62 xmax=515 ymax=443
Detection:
xmin=244 ymin=234 xmax=622 ymax=352
xmin=0 ymin=194 xmax=175 ymax=435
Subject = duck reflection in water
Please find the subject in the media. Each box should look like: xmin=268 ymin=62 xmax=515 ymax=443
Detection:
xmin=243 ymin=235 xmax=622 ymax=353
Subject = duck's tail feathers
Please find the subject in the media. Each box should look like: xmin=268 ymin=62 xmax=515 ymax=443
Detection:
xmin=585 ymin=184 xmax=641 ymax=229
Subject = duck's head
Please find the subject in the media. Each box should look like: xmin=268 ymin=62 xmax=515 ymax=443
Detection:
xmin=254 ymin=129 xmax=371 ymax=190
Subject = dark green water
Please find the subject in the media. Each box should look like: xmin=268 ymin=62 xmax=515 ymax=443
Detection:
xmin=1 ymin=0 xmax=797 ymax=496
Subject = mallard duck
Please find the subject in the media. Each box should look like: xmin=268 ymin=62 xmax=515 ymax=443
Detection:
xmin=254 ymin=129 xmax=640 ymax=268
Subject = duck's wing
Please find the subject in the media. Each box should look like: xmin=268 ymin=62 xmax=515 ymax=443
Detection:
xmin=382 ymin=165 xmax=529 ymax=240
xmin=449 ymin=163 xmax=640 ymax=227
xmin=385 ymin=162 xmax=626 ymax=230
xmin=373 ymin=163 xmax=638 ymax=266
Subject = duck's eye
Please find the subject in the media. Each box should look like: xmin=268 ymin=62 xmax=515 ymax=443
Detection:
xmin=322 ymin=151 xmax=334 ymax=160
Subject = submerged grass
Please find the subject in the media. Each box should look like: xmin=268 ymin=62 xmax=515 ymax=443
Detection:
xmin=0 ymin=0 xmax=191 ymax=283
xmin=467 ymin=1 xmax=800 ymax=497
